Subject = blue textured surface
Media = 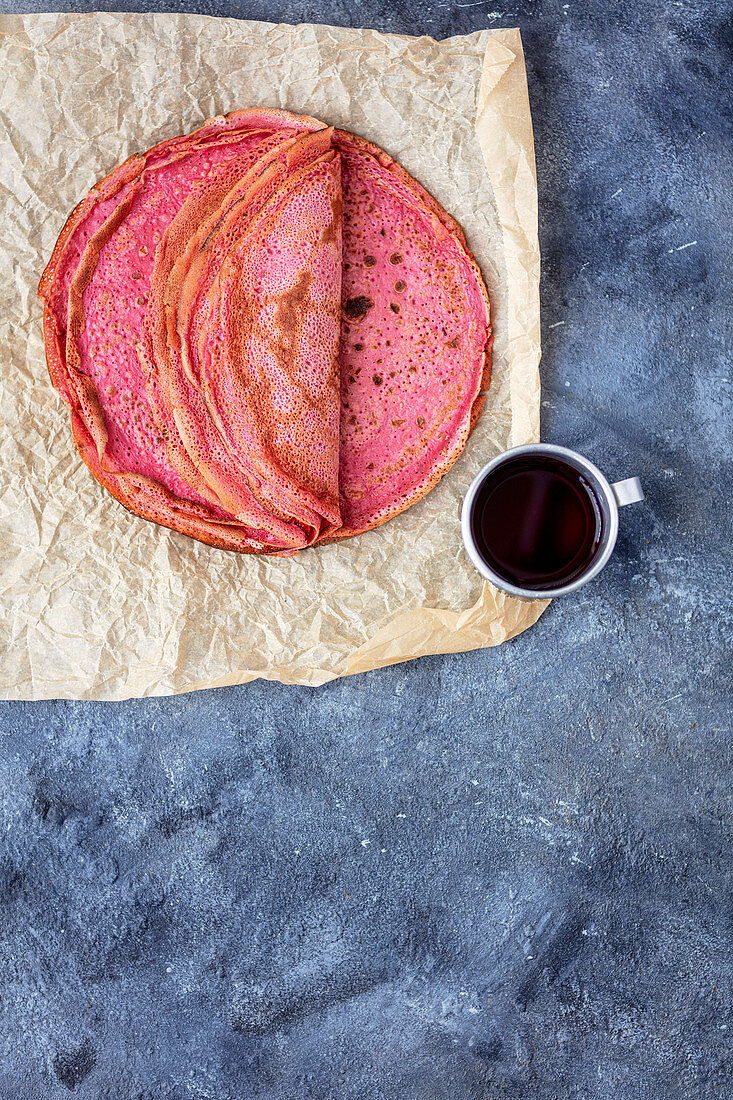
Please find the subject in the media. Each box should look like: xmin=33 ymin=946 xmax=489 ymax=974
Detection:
xmin=1 ymin=1 xmax=732 ymax=1096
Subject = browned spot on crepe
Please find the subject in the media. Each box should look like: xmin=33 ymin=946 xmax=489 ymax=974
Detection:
xmin=343 ymin=295 xmax=374 ymax=322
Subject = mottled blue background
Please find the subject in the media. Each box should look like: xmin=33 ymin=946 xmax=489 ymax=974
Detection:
xmin=1 ymin=0 xmax=731 ymax=1096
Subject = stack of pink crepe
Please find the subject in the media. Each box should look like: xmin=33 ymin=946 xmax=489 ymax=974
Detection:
xmin=39 ymin=109 xmax=492 ymax=554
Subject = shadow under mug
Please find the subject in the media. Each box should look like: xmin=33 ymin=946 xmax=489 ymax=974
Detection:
xmin=461 ymin=443 xmax=644 ymax=599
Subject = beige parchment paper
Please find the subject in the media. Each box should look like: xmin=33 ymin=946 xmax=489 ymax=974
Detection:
xmin=0 ymin=12 xmax=547 ymax=700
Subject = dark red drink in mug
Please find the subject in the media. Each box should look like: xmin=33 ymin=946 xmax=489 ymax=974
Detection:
xmin=461 ymin=444 xmax=644 ymax=598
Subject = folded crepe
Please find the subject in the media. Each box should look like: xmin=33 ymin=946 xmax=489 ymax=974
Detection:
xmin=146 ymin=127 xmax=341 ymax=545
xmin=39 ymin=109 xmax=342 ymax=553
xmin=39 ymin=110 xmax=491 ymax=555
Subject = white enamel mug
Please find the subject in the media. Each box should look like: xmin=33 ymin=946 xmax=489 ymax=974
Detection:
xmin=461 ymin=443 xmax=644 ymax=599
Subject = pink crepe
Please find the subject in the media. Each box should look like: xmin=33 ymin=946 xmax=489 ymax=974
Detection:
xmin=198 ymin=153 xmax=342 ymax=536
xmin=39 ymin=109 xmax=339 ymax=552
xmin=39 ymin=111 xmax=491 ymax=555
xmin=329 ymin=129 xmax=492 ymax=539
xmin=148 ymin=128 xmax=340 ymax=543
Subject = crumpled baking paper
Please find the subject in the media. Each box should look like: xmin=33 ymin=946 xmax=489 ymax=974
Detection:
xmin=0 ymin=12 xmax=547 ymax=699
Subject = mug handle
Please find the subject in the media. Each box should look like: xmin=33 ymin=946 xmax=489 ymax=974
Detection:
xmin=611 ymin=476 xmax=644 ymax=506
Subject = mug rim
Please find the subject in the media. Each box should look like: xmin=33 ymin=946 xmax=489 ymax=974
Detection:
xmin=461 ymin=443 xmax=620 ymax=599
